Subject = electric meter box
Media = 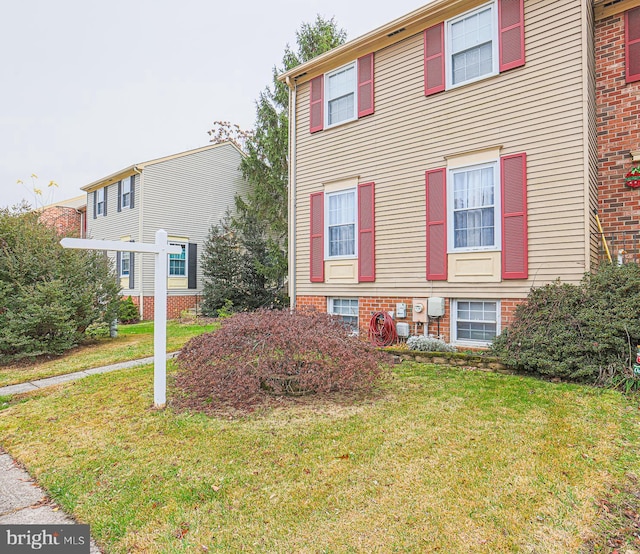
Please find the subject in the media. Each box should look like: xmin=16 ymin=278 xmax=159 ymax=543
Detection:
xmin=412 ymin=298 xmax=428 ymax=323
xmin=427 ymin=297 xmax=446 ymax=318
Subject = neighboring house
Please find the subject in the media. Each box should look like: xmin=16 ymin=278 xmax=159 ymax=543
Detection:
xmin=279 ymin=0 xmax=599 ymax=347
xmin=594 ymin=0 xmax=640 ymax=260
xmin=82 ymin=142 xmax=248 ymax=320
xmin=39 ymin=195 xmax=86 ymax=237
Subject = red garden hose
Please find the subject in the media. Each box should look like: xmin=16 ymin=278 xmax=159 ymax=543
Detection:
xmin=368 ymin=311 xmax=398 ymax=346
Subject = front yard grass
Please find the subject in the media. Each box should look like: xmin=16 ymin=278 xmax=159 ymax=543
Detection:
xmin=0 ymin=361 xmax=638 ymax=552
xmin=0 ymin=320 xmax=217 ymax=388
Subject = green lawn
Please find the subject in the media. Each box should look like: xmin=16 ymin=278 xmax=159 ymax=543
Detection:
xmin=0 ymin=361 xmax=637 ymax=553
xmin=0 ymin=320 xmax=217 ymax=388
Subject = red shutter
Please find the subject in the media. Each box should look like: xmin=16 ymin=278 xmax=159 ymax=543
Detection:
xmin=426 ymin=169 xmax=447 ymax=281
xmin=310 ymin=192 xmax=324 ymax=282
xmin=501 ymin=153 xmax=528 ymax=279
xmin=357 ymin=53 xmax=375 ymax=118
xmin=358 ymin=182 xmax=375 ymax=282
xmin=498 ymin=0 xmax=525 ymax=71
xmin=424 ymin=23 xmax=445 ymax=96
xmin=626 ymin=7 xmax=640 ymax=83
xmin=309 ymin=76 xmax=324 ymax=133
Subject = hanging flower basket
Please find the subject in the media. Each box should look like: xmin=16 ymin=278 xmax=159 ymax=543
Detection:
xmin=625 ymin=166 xmax=640 ymax=188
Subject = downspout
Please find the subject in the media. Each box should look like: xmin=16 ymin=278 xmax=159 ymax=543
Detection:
xmin=286 ymin=76 xmax=297 ymax=310
xmin=134 ymin=165 xmax=144 ymax=319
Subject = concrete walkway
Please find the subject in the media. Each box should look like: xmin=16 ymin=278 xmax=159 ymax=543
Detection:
xmin=0 ymin=352 xmax=180 ymax=552
xmin=0 ymin=351 xmax=179 ymax=397
xmin=0 ymin=450 xmax=102 ymax=552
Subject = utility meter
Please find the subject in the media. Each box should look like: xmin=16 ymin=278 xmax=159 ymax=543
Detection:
xmin=412 ymin=298 xmax=428 ymax=322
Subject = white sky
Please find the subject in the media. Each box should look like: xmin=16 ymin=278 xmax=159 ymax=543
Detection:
xmin=0 ymin=0 xmax=427 ymax=209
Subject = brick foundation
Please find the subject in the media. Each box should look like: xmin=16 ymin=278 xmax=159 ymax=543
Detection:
xmin=130 ymin=295 xmax=200 ymax=321
xmin=596 ymin=11 xmax=640 ymax=261
xmin=296 ymin=295 xmax=523 ymax=345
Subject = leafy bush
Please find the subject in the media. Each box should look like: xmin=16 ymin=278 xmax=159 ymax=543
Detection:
xmin=491 ymin=263 xmax=640 ymax=382
xmin=0 ymin=205 xmax=120 ymax=362
xmin=118 ymin=296 xmax=140 ymax=324
xmin=174 ymin=309 xmax=391 ymax=413
xmin=407 ymin=335 xmax=457 ymax=353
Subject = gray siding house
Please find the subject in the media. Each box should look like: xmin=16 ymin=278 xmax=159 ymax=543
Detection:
xmin=82 ymin=142 xmax=248 ymax=320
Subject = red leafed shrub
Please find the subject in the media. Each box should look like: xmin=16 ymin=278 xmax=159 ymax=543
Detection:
xmin=173 ymin=309 xmax=391 ymax=413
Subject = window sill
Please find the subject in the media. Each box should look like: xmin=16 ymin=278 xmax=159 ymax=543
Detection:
xmin=448 ymin=247 xmax=500 ymax=254
xmin=446 ymin=70 xmax=498 ymax=92
xmin=324 ymin=116 xmax=358 ymax=131
xmin=452 ymin=339 xmax=494 ymax=348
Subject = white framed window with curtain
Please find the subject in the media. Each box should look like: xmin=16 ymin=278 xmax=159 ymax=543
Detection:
xmin=325 ymin=188 xmax=357 ymax=259
xmin=452 ymin=299 xmax=500 ymax=345
xmin=325 ymin=62 xmax=357 ymax=128
xmin=446 ymin=2 xmax=498 ymax=89
xmin=329 ymin=297 xmax=359 ymax=332
xmin=448 ymin=161 xmax=500 ymax=252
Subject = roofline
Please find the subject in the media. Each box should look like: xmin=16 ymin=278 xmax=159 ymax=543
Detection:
xmin=594 ymin=0 xmax=640 ymax=19
xmin=81 ymin=142 xmax=245 ymax=192
xmin=278 ymin=0 xmax=490 ymax=87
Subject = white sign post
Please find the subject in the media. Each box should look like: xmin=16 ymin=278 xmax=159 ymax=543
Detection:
xmin=61 ymin=229 xmax=182 ymax=408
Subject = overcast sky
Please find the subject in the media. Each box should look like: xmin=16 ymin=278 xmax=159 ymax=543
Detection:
xmin=0 ymin=0 xmax=428 ymax=209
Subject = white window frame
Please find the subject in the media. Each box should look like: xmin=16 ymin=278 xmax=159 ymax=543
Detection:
xmin=96 ymin=188 xmax=105 ymax=216
xmin=120 ymin=251 xmax=131 ymax=277
xmin=121 ymin=177 xmax=132 ymax=208
xmin=324 ymin=61 xmax=357 ymax=129
xmin=445 ymin=1 xmax=499 ymax=90
xmin=328 ymin=297 xmax=359 ymax=333
xmin=447 ymin=160 xmax=501 ymax=253
xmin=325 ymin=187 xmax=358 ymax=260
xmin=452 ymin=299 xmax=500 ymax=346
xmin=168 ymin=242 xmax=187 ymax=277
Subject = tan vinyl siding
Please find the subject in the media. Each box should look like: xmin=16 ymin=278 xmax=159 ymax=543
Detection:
xmin=586 ymin=0 xmax=600 ymax=267
xmin=140 ymin=143 xmax=248 ymax=296
xmin=294 ymin=0 xmax=590 ymax=300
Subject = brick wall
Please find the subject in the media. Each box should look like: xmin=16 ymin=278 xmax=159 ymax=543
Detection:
xmin=596 ymin=11 xmax=640 ymax=260
xmin=296 ymin=296 xmax=326 ymax=312
xmin=131 ymin=295 xmax=199 ymax=321
xmin=39 ymin=206 xmax=83 ymax=237
xmin=297 ymin=295 xmax=523 ymax=345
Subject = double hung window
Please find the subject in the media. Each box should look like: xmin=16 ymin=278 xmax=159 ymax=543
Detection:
xmin=121 ymin=178 xmax=131 ymax=208
xmin=448 ymin=4 xmax=497 ymax=87
xmin=96 ymin=188 xmax=105 ymax=216
xmin=326 ymin=62 xmax=357 ymax=127
xmin=120 ymin=251 xmax=130 ymax=277
xmin=449 ymin=162 xmax=499 ymax=252
xmin=326 ymin=189 xmax=356 ymax=258
xmin=169 ymin=243 xmax=186 ymax=276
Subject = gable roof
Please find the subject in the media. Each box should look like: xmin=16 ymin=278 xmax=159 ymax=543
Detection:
xmin=81 ymin=142 xmax=244 ymax=193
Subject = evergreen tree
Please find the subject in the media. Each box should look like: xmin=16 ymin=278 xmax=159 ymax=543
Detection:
xmin=0 ymin=203 xmax=120 ymax=362
xmin=200 ymin=211 xmax=245 ymax=316
xmin=205 ymin=16 xmax=347 ymax=311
